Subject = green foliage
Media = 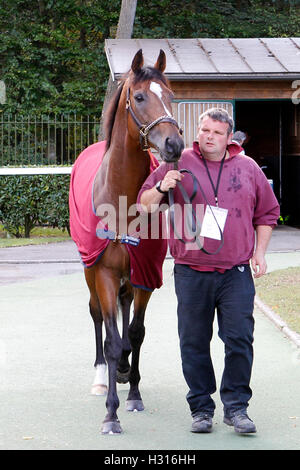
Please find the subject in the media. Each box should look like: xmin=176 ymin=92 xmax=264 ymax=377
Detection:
xmin=134 ymin=0 xmax=300 ymax=39
xmin=1 ymin=0 xmax=299 ymax=116
xmin=1 ymin=0 xmax=121 ymax=115
xmin=0 ymin=174 xmax=70 ymax=237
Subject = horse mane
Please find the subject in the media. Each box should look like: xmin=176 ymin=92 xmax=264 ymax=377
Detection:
xmin=104 ymin=66 xmax=170 ymax=151
xmin=104 ymin=80 xmax=126 ymax=151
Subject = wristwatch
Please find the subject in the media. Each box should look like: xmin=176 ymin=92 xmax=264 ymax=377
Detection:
xmin=155 ymin=180 xmax=168 ymax=194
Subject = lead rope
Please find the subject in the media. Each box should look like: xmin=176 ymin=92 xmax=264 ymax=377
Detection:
xmin=168 ymin=162 xmax=224 ymax=255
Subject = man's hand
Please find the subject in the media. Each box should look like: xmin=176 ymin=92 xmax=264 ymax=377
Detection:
xmin=251 ymin=225 xmax=273 ymax=278
xmin=160 ymin=170 xmax=183 ymax=192
xmin=139 ymin=170 xmax=183 ymax=212
xmin=250 ymin=249 xmax=267 ymax=278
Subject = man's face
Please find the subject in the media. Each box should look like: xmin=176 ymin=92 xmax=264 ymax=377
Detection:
xmin=197 ymin=116 xmax=232 ymax=160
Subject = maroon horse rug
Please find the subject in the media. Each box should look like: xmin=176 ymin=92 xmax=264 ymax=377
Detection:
xmin=69 ymin=141 xmax=168 ymax=291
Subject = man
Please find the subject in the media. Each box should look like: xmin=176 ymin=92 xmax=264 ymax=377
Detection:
xmin=137 ymin=108 xmax=280 ymax=434
xmin=232 ymin=131 xmax=247 ymax=155
xmin=232 ymin=130 xmax=247 ymax=155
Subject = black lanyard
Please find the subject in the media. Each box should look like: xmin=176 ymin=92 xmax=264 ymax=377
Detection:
xmin=202 ymin=152 xmax=226 ymax=207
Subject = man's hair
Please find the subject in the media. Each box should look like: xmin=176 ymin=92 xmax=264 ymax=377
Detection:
xmin=232 ymin=130 xmax=246 ymax=144
xmin=198 ymin=108 xmax=234 ymax=135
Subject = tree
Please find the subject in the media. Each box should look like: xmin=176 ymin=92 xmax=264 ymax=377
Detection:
xmin=1 ymin=0 xmax=299 ymax=117
xmin=0 ymin=0 xmax=121 ymax=115
xmin=98 ymin=0 xmax=137 ymax=140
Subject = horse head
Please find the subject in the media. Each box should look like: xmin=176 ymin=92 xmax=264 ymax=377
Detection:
xmin=126 ymin=49 xmax=184 ymax=163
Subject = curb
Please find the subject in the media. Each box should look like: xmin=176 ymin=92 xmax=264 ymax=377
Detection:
xmin=255 ymin=295 xmax=300 ymax=348
xmin=0 ymin=253 xmax=174 ymax=265
xmin=0 ymin=260 xmax=80 ymax=264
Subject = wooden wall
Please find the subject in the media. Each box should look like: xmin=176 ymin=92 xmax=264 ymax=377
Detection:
xmin=172 ymin=80 xmax=294 ymax=100
xmin=172 ymin=79 xmax=300 ymax=156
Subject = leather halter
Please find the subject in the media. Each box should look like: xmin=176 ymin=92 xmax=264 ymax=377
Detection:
xmin=126 ymin=86 xmax=182 ymax=151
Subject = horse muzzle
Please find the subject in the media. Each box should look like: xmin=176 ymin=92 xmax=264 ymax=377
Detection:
xmin=160 ymin=135 xmax=184 ymax=163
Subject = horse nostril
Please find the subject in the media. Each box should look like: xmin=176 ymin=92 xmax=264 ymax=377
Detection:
xmin=165 ymin=136 xmax=184 ymax=158
xmin=165 ymin=137 xmax=178 ymax=152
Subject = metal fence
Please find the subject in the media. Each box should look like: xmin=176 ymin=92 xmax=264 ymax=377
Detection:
xmin=174 ymin=101 xmax=234 ymax=148
xmin=0 ymin=103 xmax=234 ymax=166
xmin=0 ymin=114 xmax=101 ymax=166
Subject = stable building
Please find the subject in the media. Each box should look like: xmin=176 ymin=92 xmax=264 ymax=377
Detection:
xmin=105 ymin=38 xmax=300 ymax=225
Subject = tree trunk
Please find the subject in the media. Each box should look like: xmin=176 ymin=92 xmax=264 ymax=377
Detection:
xmin=98 ymin=0 xmax=137 ymax=141
xmin=24 ymin=214 xmax=33 ymax=238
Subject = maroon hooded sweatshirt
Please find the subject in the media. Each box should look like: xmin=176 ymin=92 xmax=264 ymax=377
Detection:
xmin=137 ymin=141 xmax=280 ymax=271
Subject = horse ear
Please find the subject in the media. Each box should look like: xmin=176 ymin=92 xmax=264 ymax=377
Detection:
xmin=154 ymin=49 xmax=166 ymax=73
xmin=131 ymin=49 xmax=144 ymax=74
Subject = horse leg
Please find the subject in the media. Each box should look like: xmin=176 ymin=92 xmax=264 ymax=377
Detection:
xmin=89 ymin=301 xmax=108 ymax=396
xmin=85 ymin=268 xmax=108 ymax=396
xmin=95 ymin=269 xmax=123 ymax=434
xmin=117 ymin=281 xmax=133 ymax=384
xmin=126 ymin=288 xmax=152 ymax=412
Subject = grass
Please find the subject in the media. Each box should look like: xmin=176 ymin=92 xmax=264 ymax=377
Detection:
xmin=255 ymin=267 xmax=300 ymax=335
xmin=0 ymin=226 xmax=70 ymax=248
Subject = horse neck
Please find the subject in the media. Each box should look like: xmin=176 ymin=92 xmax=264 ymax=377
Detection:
xmin=94 ymin=96 xmax=151 ymax=211
xmin=109 ymin=140 xmax=150 ymax=202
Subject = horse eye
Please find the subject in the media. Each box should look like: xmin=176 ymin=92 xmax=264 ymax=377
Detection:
xmin=134 ymin=94 xmax=144 ymax=103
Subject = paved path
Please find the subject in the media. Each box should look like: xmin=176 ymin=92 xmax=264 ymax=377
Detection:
xmin=0 ymin=225 xmax=299 ymax=286
xmin=0 ymin=242 xmax=82 ymax=285
xmin=0 ymin=226 xmax=299 ymax=450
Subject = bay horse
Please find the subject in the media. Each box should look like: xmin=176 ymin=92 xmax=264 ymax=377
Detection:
xmin=69 ymin=49 xmax=184 ymax=434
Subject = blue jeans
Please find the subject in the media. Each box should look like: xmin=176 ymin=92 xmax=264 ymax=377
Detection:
xmin=174 ymin=263 xmax=255 ymax=417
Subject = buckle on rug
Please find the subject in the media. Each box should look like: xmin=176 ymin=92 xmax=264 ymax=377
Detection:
xmin=120 ymin=234 xmax=140 ymax=246
xmin=96 ymin=228 xmax=140 ymax=246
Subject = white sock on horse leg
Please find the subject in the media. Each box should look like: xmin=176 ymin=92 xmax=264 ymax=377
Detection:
xmin=92 ymin=364 xmax=107 ymax=386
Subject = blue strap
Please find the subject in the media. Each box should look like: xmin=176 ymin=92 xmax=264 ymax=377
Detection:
xmin=96 ymin=228 xmax=116 ymax=240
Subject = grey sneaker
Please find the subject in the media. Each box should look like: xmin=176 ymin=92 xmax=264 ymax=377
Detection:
xmin=224 ymin=410 xmax=257 ymax=434
xmin=191 ymin=412 xmax=213 ymax=433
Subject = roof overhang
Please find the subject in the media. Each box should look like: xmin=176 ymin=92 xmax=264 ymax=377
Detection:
xmin=105 ymin=38 xmax=300 ymax=82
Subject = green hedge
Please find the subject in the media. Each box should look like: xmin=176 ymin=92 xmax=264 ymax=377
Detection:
xmin=0 ymin=174 xmax=70 ymax=238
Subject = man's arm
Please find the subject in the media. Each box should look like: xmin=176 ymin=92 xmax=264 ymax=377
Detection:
xmin=250 ymin=225 xmax=273 ymax=278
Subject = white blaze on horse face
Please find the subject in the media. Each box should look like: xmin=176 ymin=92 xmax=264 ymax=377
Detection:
xmin=150 ymin=81 xmax=172 ymax=117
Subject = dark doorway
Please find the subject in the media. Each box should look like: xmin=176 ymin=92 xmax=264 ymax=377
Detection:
xmin=234 ymin=100 xmax=300 ymax=226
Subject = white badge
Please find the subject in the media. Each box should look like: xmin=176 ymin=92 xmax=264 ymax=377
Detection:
xmin=200 ymin=205 xmax=228 ymax=241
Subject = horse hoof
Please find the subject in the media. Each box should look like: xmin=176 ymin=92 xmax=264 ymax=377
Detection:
xmin=101 ymin=420 xmax=123 ymax=435
xmin=91 ymin=384 xmax=108 ymax=396
xmin=117 ymin=369 xmax=130 ymax=384
xmin=126 ymin=399 xmax=144 ymax=412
